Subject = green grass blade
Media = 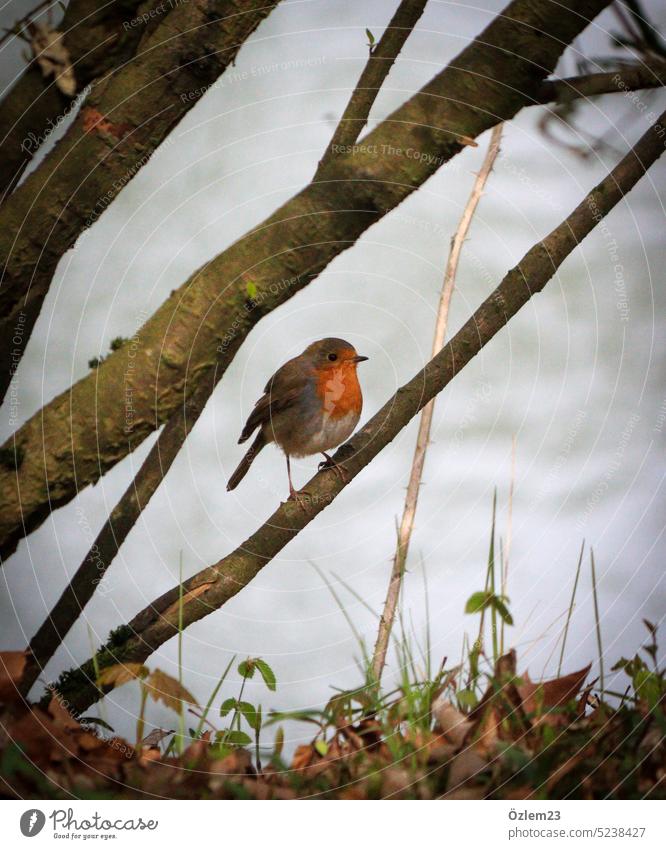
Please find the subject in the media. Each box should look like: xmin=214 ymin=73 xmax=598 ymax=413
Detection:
xmin=557 ymin=540 xmax=584 ymax=676
xmin=590 ymin=548 xmax=605 ymax=695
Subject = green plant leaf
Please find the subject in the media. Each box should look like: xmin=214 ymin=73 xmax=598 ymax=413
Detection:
xmin=456 ymin=688 xmax=478 ymax=710
xmin=254 ymin=658 xmax=277 ymax=691
xmin=633 ymin=668 xmax=662 ymax=708
xmin=219 ymin=697 xmax=237 ymax=717
xmin=314 ymin=739 xmax=328 ymax=757
xmin=465 ymin=591 xmax=491 ymax=614
xmin=274 ymin=726 xmax=284 ymax=757
xmin=222 ymin=729 xmax=252 ymax=747
xmin=238 ymin=701 xmax=261 ymax=731
xmin=238 ymin=659 xmax=256 ymax=679
xmin=492 ymin=596 xmax=514 ymax=625
xmin=365 ymin=28 xmax=375 ymax=46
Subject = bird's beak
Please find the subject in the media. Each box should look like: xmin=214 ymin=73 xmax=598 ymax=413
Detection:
xmin=352 ymin=354 xmax=369 ymax=363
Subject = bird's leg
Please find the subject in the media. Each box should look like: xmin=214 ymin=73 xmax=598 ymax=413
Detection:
xmin=318 ymin=451 xmax=349 ymax=482
xmin=286 ymin=455 xmax=310 ymax=512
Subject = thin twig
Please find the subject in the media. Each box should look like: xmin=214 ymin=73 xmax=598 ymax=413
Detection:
xmin=370 ymin=123 xmax=503 ymax=684
xmin=316 ymin=0 xmax=428 ymax=175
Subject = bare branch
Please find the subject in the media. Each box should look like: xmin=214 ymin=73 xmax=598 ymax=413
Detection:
xmin=51 ymin=108 xmax=666 ymax=715
xmin=537 ymin=58 xmax=666 ymax=104
xmin=371 ymin=124 xmax=504 ymax=685
xmin=20 ymin=364 xmax=223 ymax=695
xmin=315 ymin=0 xmax=428 ymax=175
xmin=0 ymin=0 xmax=612 ymax=563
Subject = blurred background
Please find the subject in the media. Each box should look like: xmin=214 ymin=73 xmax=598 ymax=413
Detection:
xmin=1 ymin=0 xmax=665 ymax=748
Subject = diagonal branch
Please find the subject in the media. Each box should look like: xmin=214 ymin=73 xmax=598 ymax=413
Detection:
xmin=0 ymin=0 xmax=613 ymax=564
xmin=315 ymin=0 xmax=428 ymax=175
xmin=371 ymin=123 xmax=504 ymax=685
xmin=51 ymin=108 xmax=666 ymax=715
xmin=20 ymin=2 xmax=430 ymax=694
xmin=536 ymin=57 xmax=666 ymax=103
xmin=20 ymin=365 xmax=222 ymax=695
xmin=0 ymin=0 xmax=280 ymax=404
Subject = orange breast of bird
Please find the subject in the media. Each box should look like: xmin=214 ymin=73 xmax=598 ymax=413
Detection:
xmin=314 ymin=362 xmax=363 ymax=419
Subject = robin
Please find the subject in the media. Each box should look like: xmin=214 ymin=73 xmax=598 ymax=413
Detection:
xmin=227 ymin=337 xmax=368 ymax=500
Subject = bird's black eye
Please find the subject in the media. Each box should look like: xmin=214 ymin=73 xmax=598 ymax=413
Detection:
xmin=327 ymin=353 xmax=338 ymax=362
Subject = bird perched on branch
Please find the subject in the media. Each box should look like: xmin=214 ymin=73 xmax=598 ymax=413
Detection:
xmin=227 ymin=337 xmax=368 ymax=501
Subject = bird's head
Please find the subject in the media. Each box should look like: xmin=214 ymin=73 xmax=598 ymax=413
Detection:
xmin=303 ymin=337 xmax=368 ymax=371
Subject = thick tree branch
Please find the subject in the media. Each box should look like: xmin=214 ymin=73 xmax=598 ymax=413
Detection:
xmin=0 ymin=0 xmax=280 ymax=404
xmin=20 ymin=3 xmax=429 ymax=693
xmin=20 ymin=364 xmax=222 ymax=695
xmin=52 ymin=109 xmax=666 ymax=715
xmin=0 ymin=0 xmax=153 ymax=201
xmin=315 ymin=0 xmax=428 ymax=175
xmin=0 ymin=0 xmax=612 ymax=564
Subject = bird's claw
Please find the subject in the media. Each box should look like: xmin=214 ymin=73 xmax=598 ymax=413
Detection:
xmin=288 ymin=487 xmax=312 ymax=513
xmin=318 ymin=455 xmax=349 ymax=482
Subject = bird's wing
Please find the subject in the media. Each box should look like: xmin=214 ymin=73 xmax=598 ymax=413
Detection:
xmin=238 ymin=357 xmax=311 ymax=443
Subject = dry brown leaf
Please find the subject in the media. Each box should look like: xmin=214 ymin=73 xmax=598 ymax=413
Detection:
xmin=210 ymin=747 xmax=252 ymax=776
xmin=381 ymin=766 xmax=415 ymax=798
xmin=445 ymin=748 xmax=488 ymax=793
xmin=291 ymin=744 xmax=315 ymax=772
xmin=432 ymin=698 xmax=473 ymax=748
xmin=182 ymin=737 xmax=209 ymax=762
xmin=145 ymin=668 xmax=198 ymax=713
xmin=28 ymin=21 xmax=76 ymax=97
xmin=11 ymin=708 xmax=72 ymax=760
xmin=472 ymin=704 xmax=504 ymax=755
xmin=138 ymin=747 xmax=162 ymax=766
xmin=0 ymin=650 xmax=27 ymax=703
xmin=517 ymin=664 xmax=591 ymax=725
xmin=48 ymin=695 xmax=80 ymax=730
xmin=98 ymin=662 xmax=148 ymax=689
xmin=103 ymin=737 xmax=134 ymax=761
xmin=76 ymin=732 xmax=106 ymax=753
xmin=163 ymin=581 xmax=216 ymax=619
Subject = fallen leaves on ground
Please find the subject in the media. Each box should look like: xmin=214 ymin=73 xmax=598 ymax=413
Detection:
xmin=0 ymin=649 xmax=663 ymax=800
xmin=0 ymin=651 xmax=28 ymax=704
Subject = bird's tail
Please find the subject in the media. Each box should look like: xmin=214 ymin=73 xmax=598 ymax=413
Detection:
xmin=227 ymin=432 xmax=266 ymax=491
